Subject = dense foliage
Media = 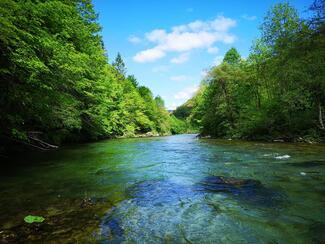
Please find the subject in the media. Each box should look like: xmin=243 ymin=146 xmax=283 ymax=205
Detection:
xmin=0 ymin=0 xmax=184 ymax=148
xmin=182 ymin=1 xmax=325 ymax=142
xmin=173 ymin=89 xmax=204 ymax=132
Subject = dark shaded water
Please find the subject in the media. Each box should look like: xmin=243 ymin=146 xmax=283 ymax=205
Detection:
xmin=0 ymin=134 xmax=325 ymax=243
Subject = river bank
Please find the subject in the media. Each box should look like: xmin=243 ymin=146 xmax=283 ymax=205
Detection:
xmin=199 ymin=133 xmax=325 ymax=144
xmin=1 ymin=130 xmax=200 ymax=157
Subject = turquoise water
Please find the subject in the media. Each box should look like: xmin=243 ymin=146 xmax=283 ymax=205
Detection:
xmin=0 ymin=134 xmax=324 ymax=243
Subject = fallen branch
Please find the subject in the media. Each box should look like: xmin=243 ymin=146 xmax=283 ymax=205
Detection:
xmin=28 ymin=136 xmax=58 ymax=149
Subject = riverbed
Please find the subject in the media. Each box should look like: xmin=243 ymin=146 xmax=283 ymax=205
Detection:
xmin=0 ymin=134 xmax=324 ymax=242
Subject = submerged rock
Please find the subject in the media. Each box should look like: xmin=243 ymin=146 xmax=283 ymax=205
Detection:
xmin=200 ymin=176 xmax=262 ymax=193
xmin=80 ymin=198 xmax=93 ymax=208
xmin=100 ymin=179 xmax=203 ymax=242
xmin=127 ymin=180 xmax=200 ymax=207
xmin=199 ymin=176 xmax=284 ymax=207
xmin=0 ymin=197 xmax=110 ymax=243
xmin=100 ymin=214 xmax=124 ymax=242
xmin=273 ymin=139 xmax=285 ymax=142
xmin=100 ymin=178 xmax=287 ymax=242
xmin=308 ymin=221 xmax=325 ymax=243
xmin=0 ymin=230 xmax=17 ymax=242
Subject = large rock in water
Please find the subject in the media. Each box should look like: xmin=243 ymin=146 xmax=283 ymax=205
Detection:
xmin=199 ymin=176 xmax=284 ymax=207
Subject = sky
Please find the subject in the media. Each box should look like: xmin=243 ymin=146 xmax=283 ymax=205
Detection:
xmin=92 ymin=0 xmax=313 ymax=110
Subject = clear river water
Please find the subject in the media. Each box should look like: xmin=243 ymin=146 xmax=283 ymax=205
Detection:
xmin=0 ymin=134 xmax=324 ymax=243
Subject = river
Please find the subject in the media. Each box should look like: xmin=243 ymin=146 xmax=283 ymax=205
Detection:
xmin=0 ymin=134 xmax=324 ymax=243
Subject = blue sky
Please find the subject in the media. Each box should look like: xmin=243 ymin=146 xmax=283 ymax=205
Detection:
xmin=92 ymin=0 xmax=312 ymax=110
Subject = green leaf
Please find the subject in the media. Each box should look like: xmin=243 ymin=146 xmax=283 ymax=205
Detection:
xmin=24 ymin=215 xmax=45 ymax=224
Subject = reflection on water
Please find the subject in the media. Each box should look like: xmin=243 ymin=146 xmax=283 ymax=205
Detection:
xmin=0 ymin=134 xmax=324 ymax=242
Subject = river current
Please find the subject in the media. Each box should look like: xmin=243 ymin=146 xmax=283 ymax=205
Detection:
xmin=0 ymin=134 xmax=324 ymax=243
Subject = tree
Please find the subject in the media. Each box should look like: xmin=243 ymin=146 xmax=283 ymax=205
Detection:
xmin=112 ymin=52 xmax=126 ymax=76
xmin=308 ymin=0 xmax=325 ymax=32
xmin=127 ymin=75 xmax=138 ymax=88
xmin=154 ymin=96 xmax=165 ymax=108
xmin=261 ymin=2 xmax=301 ymax=50
xmin=223 ymin=48 xmax=241 ymax=65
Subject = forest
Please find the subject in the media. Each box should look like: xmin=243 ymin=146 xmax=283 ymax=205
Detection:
xmin=0 ymin=0 xmax=324 ymax=152
xmin=0 ymin=0 xmax=186 ymax=151
xmin=174 ymin=1 xmax=325 ymax=143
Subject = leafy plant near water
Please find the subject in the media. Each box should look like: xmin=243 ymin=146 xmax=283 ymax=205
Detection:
xmin=24 ymin=215 xmax=45 ymax=224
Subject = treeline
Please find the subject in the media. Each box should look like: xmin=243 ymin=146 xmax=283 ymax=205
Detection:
xmin=174 ymin=1 xmax=325 ymax=142
xmin=0 ymin=0 xmax=184 ymax=148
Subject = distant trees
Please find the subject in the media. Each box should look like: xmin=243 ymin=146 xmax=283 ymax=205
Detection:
xmin=173 ymin=104 xmax=192 ymax=120
xmin=181 ymin=1 xmax=325 ymax=142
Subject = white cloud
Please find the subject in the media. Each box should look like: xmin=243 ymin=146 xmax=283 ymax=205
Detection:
xmin=146 ymin=29 xmax=167 ymax=42
xmin=170 ymin=75 xmax=188 ymax=82
xmin=133 ymin=16 xmax=236 ymax=63
xmin=128 ymin=35 xmax=141 ymax=44
xmin=173 ymin=16 xmax=236 ymax=33
xmin=170 ymin=52 xmax=190 ymax=64
xmin=133 ymin=48 xmax=165 ymax=63
xmin=241 ymin=14 xmax=257 ymax=21
xmin=207 ymin=46 xmax=219 ymax=54
xmin=152 ymin=65 xmax=169 ymax=73
xmin=213 ymin=55 xmax=224 ymax=66
xmin=174 ymin=85 xmax=199 ymax=100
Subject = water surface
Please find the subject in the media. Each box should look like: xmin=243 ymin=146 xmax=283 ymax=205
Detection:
xmin=0 ymin=134 xmax=324 ymax=243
